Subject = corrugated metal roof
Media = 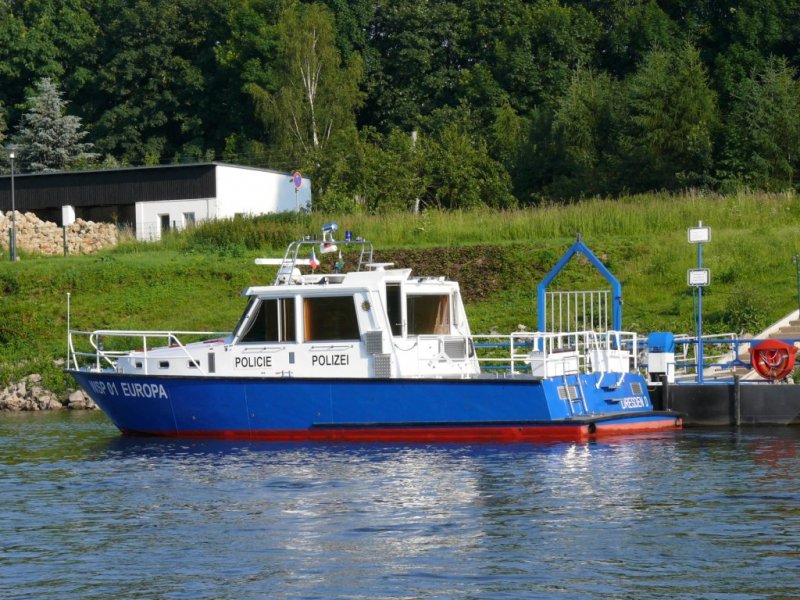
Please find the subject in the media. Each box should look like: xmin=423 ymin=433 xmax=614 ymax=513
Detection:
xmin=0 ymin=162 xmax=293 ymax=211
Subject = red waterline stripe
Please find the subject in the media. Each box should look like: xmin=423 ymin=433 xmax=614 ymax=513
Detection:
xmin=593 ymin=417 xmax=683 ymax=435
xmin=125 ymin=420 xmax=682 ymax=443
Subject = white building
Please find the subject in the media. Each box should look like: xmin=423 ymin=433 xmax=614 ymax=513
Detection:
xmin=1 ymin=162 xmax=312 ymax=241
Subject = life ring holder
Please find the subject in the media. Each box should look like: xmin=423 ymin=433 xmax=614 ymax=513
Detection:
xmin=749 ymin=339 xmax=797 ymax=381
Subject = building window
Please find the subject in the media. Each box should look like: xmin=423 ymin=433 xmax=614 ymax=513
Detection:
xmin=303 ymin=296 xmax=360 ymax=341
xmin=160 ymin=214 xmax=170 ymax=233
xmin=407 ymin=294 xmax=451 ymax=335
xmin=183 ymin=212 xmax=195 ymax=228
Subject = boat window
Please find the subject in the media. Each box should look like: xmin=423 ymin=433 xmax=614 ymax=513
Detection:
xmin=241 ymin=298 xmax=296 ymax=343
xmin=304 ymin=296 xmax=360 ymax=341
xmin=407 ymin=294 xmax=450 ymax=335
xmin=386 ymin=283 xmax=402 ymax=336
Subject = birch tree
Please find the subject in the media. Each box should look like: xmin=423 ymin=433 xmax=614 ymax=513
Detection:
xmin=247 ymin=2 xmax=363 ymax=165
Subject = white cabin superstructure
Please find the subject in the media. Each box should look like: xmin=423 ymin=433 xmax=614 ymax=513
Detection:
xmin=112 ymin=233 xmax=480 ymax=380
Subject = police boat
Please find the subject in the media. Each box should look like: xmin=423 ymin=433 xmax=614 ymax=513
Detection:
xmin=67 ymin=224 xmax=682 ymax=441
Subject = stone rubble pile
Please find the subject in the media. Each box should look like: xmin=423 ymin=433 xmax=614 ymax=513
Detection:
xmin=0 ymin=211 xmax=118 ymax=255
xmin=0 ymin=374 xmax=97 ymax=411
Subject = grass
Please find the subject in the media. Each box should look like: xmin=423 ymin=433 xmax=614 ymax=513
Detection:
xmin=2 ymin=190 xmax=799 ymax=394
xmin=109 ymin=189 xmax=800 ymax=252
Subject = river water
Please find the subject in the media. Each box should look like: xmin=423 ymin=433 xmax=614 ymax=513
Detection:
xmin=1 ymin=412 xmax=798 ymax=599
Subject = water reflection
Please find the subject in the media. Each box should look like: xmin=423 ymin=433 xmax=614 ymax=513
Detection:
xmin=1 ymin=414 xmax=799 ymax=599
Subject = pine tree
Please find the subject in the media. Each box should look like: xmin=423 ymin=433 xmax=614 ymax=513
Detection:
xmin=722 ymin=57 xmax=800 ymax=191
xmin=11 ymin=78 xmax=97 ymax=172
xmin=619 ymin=43 xmax=717 ymax=191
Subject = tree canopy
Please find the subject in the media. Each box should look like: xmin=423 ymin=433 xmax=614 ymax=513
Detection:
xmin=2 ymin=0 xmax=800 ymax=209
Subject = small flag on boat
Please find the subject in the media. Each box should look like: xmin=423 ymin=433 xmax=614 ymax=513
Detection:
xmin=309 ymin=247 xmax=319 ymax=271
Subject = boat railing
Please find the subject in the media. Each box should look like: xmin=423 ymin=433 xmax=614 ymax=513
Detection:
xmin=472 ymin=330 xmax=638 ymax=377
xmin=671 ymin=332 xmax=740 ymax=380
xmin=68 ymin=329 xmax=228 ymax=374
xmin=272 ymin=234 xmax=374 ymax=285
xmin=657 ymin=333 xmax=800 ymax=382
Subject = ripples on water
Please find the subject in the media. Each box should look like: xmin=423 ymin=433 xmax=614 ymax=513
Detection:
xmin=0 ymin=412 xmax=798 ymax=599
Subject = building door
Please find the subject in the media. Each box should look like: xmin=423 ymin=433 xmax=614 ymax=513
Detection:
xmin=160 ymin=214 xmax=170 ymax=234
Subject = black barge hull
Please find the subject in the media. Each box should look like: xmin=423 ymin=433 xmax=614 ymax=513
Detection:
xmin=651 ymin=380 xmax=800 ymax=426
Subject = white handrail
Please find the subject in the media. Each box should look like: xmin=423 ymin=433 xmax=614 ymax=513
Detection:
xmin=68 ymin=329 xmax=229 ymax=374
xmin=472 ymin=330 xmax=638 ymax=376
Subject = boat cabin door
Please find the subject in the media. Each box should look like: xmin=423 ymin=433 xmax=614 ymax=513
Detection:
xmin=386 ymin=282 xmax=403 ymax=336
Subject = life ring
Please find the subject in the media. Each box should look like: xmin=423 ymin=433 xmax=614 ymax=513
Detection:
xmin=749 ymin=339 xmax=797 ymax=381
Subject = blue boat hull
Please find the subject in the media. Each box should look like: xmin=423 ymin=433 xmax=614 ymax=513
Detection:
xmin=68 ymin=370 xmax=681 ymax=442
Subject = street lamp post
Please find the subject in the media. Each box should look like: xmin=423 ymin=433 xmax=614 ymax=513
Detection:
xmin=6 ymin=144 xmax=18 ymax=261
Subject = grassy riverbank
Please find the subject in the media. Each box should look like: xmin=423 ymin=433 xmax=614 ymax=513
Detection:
xmin=2 ymin=190 xmax=799 ymax=394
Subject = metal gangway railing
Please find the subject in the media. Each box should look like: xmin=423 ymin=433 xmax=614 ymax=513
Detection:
xmin=472 ymin=330 xmax=638 ymax=379
xmin=671 ymin=333 xmax=741 ymax=380
xmin=543 ymin=290 xmax=611 ymax=334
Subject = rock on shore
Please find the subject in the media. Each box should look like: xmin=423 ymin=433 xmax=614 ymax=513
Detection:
xmin=0 ymin=211 xmax=118 ymax=256
xmin=0 ymin=374 xmax=97 ymax=411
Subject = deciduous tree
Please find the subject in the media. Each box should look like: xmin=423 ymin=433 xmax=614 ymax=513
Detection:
xmin=247 ymin=2 xmax=364 ymax=167
xmin=419 ymin=123 xmax=516 ymax=210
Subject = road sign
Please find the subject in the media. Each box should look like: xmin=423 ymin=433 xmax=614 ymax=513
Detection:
xmin=688 ymin=268 xmax=710 ymax=286
xmin=688 ymin=224 xmax=710 ymax=243
xmin=292 ymin=171 xmax=303 ymax=190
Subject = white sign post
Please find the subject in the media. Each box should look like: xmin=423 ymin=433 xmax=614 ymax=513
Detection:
xmin=688 ymin=221 xmax=711 ymax=382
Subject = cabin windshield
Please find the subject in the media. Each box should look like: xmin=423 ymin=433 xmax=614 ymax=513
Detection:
xmin=407 ymin=294 xmax=451 ymax=335
xmin=239 ymin=298 xmax=296 ymax=343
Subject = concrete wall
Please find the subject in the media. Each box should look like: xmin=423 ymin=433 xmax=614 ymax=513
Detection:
xmin=136 ymin=198 xmax=216 ymax=241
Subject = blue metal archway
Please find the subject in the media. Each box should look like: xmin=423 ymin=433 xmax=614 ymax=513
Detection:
xmin=536 ymin=235 xmax=622 ymax=333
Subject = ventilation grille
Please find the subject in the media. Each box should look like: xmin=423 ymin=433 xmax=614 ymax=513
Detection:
xmin=630 ymin=382 xmax=644 ymax=395
xmin=557 ymin=385 xmax=580 ymax=401
xmin=443 ymin=338 xmax=467 ymax=359
xmin=365 ymin=331 xmax=384 ymax=355
xmin=373 ymin=354 xmax=392 ymax=378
